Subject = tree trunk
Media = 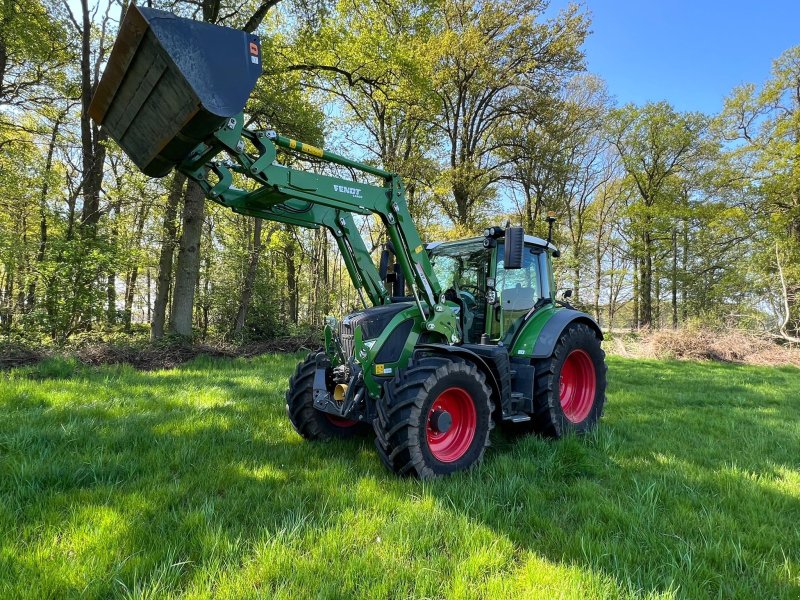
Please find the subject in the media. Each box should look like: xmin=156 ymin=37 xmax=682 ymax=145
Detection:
xmin=122 ymin=205 xmax=149 ymax=332
xmin=201 ymin=251 xmax=211 ymax=339
xmin=78 ymin=0 xmax=106 ymax=232
xmin=786 ymin=212 xmax=800 ymax=337
xmin=671 ymin=227 xmax=678 ymax=328
xmin=1 ymin=270 xmax=12 ymax=332
xmin=640 ymin=231 xmax=653 ymax=328
xmin=123 ymin=267 xmax=138 ymax=332
xmin=103 ymin=200 xmax=120 ymax=324
xmin=152 ymin=173 xmax=185 ymax=339
xmin=106 ymin=273 xmax=116 ymax=323
xmin=322 ymin=231 xmax=329 ymax=315
xmin=632 ymin=255 xmax=639 ymax=330
xmin=232 ymin=218 xmax=263 ymax=338
xmin=451 ymin=182 xmax=472 ymax=227
xmin=27 ymin=116 xmax=61 ymax=310
xmin=608 ymin=245 xmax=617 ymax=329
xmin=146 ymin=269 xmax=151 ymax=324
xmin=653 ymin=265 xmax=661 ymax=328
xmin=169 ymin=180 xmax=205 ymax=338
xmin=593 ymin=241 xmax=602 ymax=323
xmin=286 ymin=237 xmax=299 ymax=325
xmin=681 ymin=217 xmax=689 ymax=322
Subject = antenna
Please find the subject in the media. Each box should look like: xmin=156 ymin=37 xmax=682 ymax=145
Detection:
xmin=546 ymin=211 xmax=556 ymax=247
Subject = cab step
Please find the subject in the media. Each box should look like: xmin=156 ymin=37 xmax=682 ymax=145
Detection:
xmin=506 ymin=413 xmax=531 ymax=423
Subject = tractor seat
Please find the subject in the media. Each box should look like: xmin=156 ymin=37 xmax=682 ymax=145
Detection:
xmin=501 ymin=285 xmax=534 ymax=311
xmin=500 ymin=285 xmax=534 ymax=337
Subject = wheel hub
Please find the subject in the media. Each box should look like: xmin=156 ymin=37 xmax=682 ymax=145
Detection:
xmin=426 ymin=387 xmax=477 ymax=463
xmin=429 ymin=409 xmax=453 ymax=433
xmin=559 ymin=349 xmax=596 ymax=423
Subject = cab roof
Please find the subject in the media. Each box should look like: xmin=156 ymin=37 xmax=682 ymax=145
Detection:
xmin=426 ymin=235 xmax=558 ymax=253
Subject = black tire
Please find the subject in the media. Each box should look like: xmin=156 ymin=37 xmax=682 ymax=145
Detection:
xmin=285 ymin=350 xmax=368 ymax=440
xmin=374 ymin=356 xmax=494 ymax=478
xmin=528 ymin=322 xmax=607 ymax=437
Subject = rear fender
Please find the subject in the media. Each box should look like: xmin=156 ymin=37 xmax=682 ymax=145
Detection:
xmin=513 ymin=308 xmax=603 ymax=359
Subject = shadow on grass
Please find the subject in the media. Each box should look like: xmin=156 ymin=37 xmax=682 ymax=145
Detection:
xmin=0 ymin=355 xmax=798 ymax=598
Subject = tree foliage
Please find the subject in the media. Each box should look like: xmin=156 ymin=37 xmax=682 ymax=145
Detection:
xmin=0 ymin=0 xmax=797 ymax=345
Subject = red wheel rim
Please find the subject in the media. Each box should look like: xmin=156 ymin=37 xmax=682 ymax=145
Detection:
xmin=325 ymin=414 xmax=359 ymax=428
xmin=559 ymin=349 xmax=596 ymax=423
xmin=426 ymin=387 xmax=476 ymax=463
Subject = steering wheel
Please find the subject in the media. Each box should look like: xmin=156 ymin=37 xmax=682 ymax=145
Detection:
xmin=457 ymin=284 xmax=483 ymax=302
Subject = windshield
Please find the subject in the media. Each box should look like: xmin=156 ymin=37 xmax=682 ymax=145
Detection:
xmin=429 ymin=240 xmax=489 ymax=343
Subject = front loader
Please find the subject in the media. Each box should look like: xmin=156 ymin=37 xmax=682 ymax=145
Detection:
xmin=91 ymin=6 xmax=607 ymax=478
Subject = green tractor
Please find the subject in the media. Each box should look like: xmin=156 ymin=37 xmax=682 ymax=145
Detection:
xmin=92 ymin=6 xmax=607 ymax=478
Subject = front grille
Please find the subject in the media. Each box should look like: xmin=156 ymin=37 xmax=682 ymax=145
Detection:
xmin=339 ymin=320 xmax=355 ymax=359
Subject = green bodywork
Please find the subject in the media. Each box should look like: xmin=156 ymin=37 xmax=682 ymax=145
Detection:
xmin=173 ymin=113 xmax=475 ymax=395
xmin=177 ymin=114 xmax=564 ymax=398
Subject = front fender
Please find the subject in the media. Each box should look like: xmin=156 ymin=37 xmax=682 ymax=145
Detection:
xmin=413 ymin=343 xmax=502 ymax=404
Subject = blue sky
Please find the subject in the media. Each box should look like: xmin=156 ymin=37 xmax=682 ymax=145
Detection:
xmin=547 ymin=1 xmax=800 ymax=114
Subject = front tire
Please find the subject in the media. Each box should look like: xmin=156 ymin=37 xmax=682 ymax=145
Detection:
xmin=285 ymin=351 xmax=366 ymax=440
xmin=530 ymin=322 xmax=607 ymax=437
xmin=374 ymin=356 xmax=494 ymax=478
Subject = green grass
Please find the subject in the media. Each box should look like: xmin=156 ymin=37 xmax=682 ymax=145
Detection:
xmin=0 ymin=355 xmax=798 ymax=599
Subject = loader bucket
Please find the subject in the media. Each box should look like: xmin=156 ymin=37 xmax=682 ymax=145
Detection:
xmin=89 ymin=5 xmax=262 ymax=177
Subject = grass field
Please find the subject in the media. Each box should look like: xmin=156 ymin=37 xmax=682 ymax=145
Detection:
xmin=0 ymin=354 xmax=798 ymax=599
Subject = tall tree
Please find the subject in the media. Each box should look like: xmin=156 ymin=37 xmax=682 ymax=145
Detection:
xmin=608 ymin=102 xmax=709 ymax=328
xmin=151 ymin=173 xmax=186 ymax=339
xmin=166 ymin=0 xmax=285 ymax=338
xmin=429 ymin=0 xmax=587 ymax=227
xmin=720 ymin=46 xmax=800 ymax=339
xmin=169 ymin=180 xmax=205 ymax=337
xmin=62 ymin=0 xmax=113 ymax=231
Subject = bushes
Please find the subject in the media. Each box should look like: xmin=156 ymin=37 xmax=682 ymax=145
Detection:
xmin=0 ymin=331 xmax=322 ymax=371
xmin=608 ymin=327 xmax=800 ymax=367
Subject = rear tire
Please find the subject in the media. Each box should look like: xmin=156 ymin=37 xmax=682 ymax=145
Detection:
xmin=529 ymin=322 xmax=607 ymax=437
xmin=374 ymin=356 xmax=494 ymax=478
xmin=285 ymin=351 xmax=367 ymax=440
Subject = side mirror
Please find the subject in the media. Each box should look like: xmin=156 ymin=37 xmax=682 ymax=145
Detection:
xmin=504 ymin=227 xmax=525 ymax=269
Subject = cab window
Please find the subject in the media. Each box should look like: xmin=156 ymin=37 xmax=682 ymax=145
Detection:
xmin=493 ymin=245 xmax=541 ymax=340
xmin=429 ymin=240 xmax=488 ymax=343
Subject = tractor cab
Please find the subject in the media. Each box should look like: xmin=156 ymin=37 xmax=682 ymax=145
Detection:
xmin=427 ymin=234 xmax=557 ymax=345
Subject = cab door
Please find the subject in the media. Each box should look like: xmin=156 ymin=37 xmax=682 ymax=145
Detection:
xmin=490 ymin=244 xmax=545 ymax=342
